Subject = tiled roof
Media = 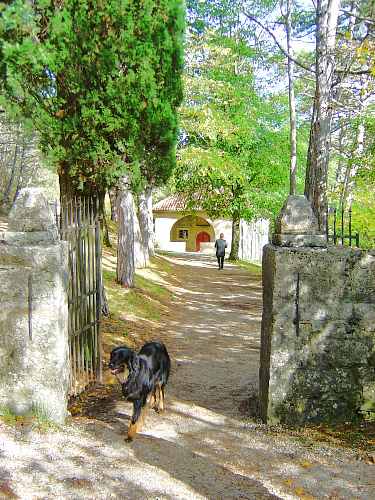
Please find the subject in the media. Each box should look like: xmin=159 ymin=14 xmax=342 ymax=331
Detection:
xmin=154 ymin=194 xmax=202 ymax=211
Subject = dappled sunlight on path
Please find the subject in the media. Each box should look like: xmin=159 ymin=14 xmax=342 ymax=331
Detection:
xmin=0 ymin=252 xmax=374 ymax=499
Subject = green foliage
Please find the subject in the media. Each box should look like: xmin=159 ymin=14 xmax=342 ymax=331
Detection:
xmin=175 ymin=27 xmax=306 ymax=222
xmin=350 ymin=180 xmax=375 ymax=249
xmin=0 ymin=0 xmax=184 ymax=192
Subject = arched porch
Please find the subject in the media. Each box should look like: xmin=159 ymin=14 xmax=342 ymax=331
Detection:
xmin=170 ymin=215 xmax=215 ymax=252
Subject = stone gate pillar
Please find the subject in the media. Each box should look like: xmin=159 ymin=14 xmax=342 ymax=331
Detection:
xmin=259 ymin=195 xmax=375 ymax=424
xmin=0 ymin=188 xmax=69 ymax=424
xmin=259 ymin=195 xmax=327 ymax=424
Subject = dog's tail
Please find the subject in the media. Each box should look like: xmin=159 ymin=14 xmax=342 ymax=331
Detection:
xmin=161 ymin=343 xmax=171 ymax=386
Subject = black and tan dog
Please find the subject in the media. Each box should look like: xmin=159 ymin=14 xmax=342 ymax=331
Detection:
xmin=109 ymin=341 xmax=170 ymax=441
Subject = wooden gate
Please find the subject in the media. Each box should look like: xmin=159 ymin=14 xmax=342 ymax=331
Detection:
xmin=59 ymin=197 xmax=102 ymax=396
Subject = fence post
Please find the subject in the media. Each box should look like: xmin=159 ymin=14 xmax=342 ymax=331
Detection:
xmin=341 ymin=208 xmax=344 ymax=245
xmin=95 ymin=207 xmax=103 ymax=382
xmin=333 ymin=208 xmax=337 ymax=244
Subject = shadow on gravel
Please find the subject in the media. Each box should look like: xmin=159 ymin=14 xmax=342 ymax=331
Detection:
xmin=132 ymin=434 xmax=280 ymax=500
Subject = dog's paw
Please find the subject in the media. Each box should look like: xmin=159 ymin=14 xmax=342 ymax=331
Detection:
xmin=125 ymin=436 xmax=133 ymax=443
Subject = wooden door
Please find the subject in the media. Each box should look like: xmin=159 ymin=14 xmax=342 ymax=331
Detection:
xmin=196 ymin=231 xmax=210 ymax=251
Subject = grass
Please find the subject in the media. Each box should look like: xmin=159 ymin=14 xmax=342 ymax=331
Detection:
xmin=0 ymin=405 xmax=60 ymax=432
xmin=103 ymin=268 xmax=171 ymax=323
xmin=100 ymin=219 xmax=174 ymax=358
xmin=235 ymin=259 xmax=262 ymax=275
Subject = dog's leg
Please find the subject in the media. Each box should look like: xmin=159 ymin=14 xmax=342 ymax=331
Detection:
xmin=126 ymin=397 xmax=148 ymax=442
xmin=155 ymin=383 xmax=165 ymax=413
xmin=138 ymin=402 xmax=148 ymax=430
xmin=152 ymin=384 xmax=160 ymax=412
xmin=159 ymin=385 xmax=165 ymax=412
xmin=149 ymin=390 xmax=156 ymax=408
xmin=126 ymin=400 xmax=142 ymax=442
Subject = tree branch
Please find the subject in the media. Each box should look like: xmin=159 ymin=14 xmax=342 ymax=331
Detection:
xmin=244 ymin=12 xmax=315 ymax=74
xmin=335 ymin=68 xmax=372 ymax=76
xmin=340 ymin=9 xmax=375 ymax=26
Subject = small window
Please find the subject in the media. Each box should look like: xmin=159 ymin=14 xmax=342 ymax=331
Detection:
xmin=178 ymin=229 xmax=188 ymax=239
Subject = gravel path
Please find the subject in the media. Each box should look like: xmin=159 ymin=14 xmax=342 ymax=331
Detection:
xmin=0 ymin=253 xmax=374 ymax=499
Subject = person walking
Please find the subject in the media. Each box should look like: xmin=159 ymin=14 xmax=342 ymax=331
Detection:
xmin=215 ymin=233 xmax=227 ymax=270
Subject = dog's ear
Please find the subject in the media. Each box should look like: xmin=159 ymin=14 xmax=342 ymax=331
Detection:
xmin=129 ymin=352 xmax=140 ymax=375
xmin=111 ymin=347 xmax=132 ymax=363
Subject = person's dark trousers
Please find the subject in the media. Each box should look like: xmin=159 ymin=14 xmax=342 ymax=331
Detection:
xmin=217 ymin=255 xmax=224 ymax=269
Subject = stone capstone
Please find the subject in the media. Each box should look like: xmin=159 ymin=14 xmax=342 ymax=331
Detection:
xmin=8 ymin=187 xmax=58 ymax=239
xmin=272 ymin=195 xmax=327 ymax=247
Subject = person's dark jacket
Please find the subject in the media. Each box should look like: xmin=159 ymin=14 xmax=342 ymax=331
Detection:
xmin=215 ymin=238 xmax=227 ymax=256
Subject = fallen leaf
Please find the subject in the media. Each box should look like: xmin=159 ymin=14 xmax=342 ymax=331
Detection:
xmin=0 ymin=482 xmax=18 ymax=499
xmin=294 ymin=486 xmax=316 ymax=499
xmin=300 ymin=460 xmax=314 ymax=469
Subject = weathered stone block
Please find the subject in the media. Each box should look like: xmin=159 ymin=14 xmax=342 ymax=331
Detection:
xmin=0 ymin=188 xmax=69 ymax=424
xmin=351 ymin=253 xmax=375 ymax=302
xmin=260 ymin=244 xmax=375 ymax=425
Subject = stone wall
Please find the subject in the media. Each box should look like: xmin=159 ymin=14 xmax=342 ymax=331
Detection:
xmin=260 ymin=244 xmax=375 ymax=425
xmin=0 ymin=188 xmax=69 ymax=424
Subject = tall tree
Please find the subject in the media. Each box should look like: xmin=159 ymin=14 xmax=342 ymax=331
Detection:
xmin=304 ymin=0 xmax=341 ymax=230
xmin=283 ymin=0 xmax=297 ymax=195
xmin=115 ymin=0 xmax=184 ymax=284
xmin=176 ymin=25 xmax=300 ymax=259
xmin=0 ymin=0 xmax=181 ymax=199
xmin=1 ymin=0 xmax=184 ymax=288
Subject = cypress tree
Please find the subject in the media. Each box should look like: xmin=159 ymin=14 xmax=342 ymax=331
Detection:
xmin=0 ymin=0 xmax=184 ymax=199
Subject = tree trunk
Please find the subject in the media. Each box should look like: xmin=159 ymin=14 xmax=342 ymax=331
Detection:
xmin=138 ymin=185 xmax=155 ymax=264
xmin=59 ymin=166 xmax=77 ymax=205
xmin=116 ymin=175 xmax=135 ymax=288
xmin=146 ymin=186 xmax=155 ymax=257
xmin=3 ymin=142 xmax=20 ymax=210
xmin=108 ymin=188 xmax=118 ymax=221
xmin=304 ymin=0 xmax=341 ymax=230
xmin=134 ymin=198 xmax=148 ymax=269
xmin=285 ymin=0 xmax=297 ymax=195
xmin=99 ymin=192 xmax=111 ymax=248
xmin=229 ymin=216 xmax=240 ymax=261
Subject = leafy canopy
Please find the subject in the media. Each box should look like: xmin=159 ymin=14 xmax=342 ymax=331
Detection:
xmin=175 ymin=27 xmax=307 ymax=222
xmin=0 ymin=0 xmax=184 ymax=191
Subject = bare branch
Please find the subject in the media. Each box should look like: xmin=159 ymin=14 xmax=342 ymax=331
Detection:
xmin=340 ymin=9 xmax=375 ymax=26
xmin=243 ymin=12 xmax=316 ymax=74
xmin=335 ymin=68 xmax=372 ymax=76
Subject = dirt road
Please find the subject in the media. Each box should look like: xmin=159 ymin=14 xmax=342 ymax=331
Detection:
xmin=0 ymin=253 xmax=374 ymax=499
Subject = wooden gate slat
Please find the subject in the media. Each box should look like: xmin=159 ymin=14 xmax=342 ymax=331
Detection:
xmin=59 ymin=195 xmax=102 ymax=397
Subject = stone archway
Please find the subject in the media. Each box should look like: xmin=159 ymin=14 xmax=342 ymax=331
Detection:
xmin=170 ymin=215 xmax=214 ymax=252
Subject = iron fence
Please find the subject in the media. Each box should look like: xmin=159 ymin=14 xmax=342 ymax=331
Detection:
xmin=326 ymin=207 xmax=359 ymax=247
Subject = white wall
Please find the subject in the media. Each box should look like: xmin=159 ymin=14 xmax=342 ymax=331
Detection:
xmin=154 ymin=216 xmax=187 ymax=252
xmin=211 ymin=219 xmax=232 ymax=253
xmin=239 ymin=219 xmax=270 ymax=264
xmin=154 ymin=211 xmax=269 ymax=262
